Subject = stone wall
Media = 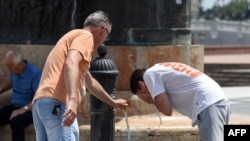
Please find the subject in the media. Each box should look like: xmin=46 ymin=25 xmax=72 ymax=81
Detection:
xmin=0 ymin=44 xmax=203 ymax=116
xmin=0 ymin=44 xmax=204 ymax=90
xmin=0 ymin=44 xmax=202 ymax=141
xmin=94 ymin=45 xmax=204 ymax=91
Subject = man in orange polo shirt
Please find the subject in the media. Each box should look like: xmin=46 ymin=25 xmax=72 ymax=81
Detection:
xmin=32 ymin=11 xmax=128 ymax=141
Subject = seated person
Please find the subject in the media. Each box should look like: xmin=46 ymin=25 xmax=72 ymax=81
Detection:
xmin=0 ymin=50 xmax=42 ymax=141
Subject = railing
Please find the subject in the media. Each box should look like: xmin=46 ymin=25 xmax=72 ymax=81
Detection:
xmin=191 ymin=20 xmax=250 ymax=45
xmin=191 ymin=20 xmax=250 ymax=34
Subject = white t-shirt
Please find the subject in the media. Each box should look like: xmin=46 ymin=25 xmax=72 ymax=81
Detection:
xmin=143 ymin=62 xmax=228 ymax=126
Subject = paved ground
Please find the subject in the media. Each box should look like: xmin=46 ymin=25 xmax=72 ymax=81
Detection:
xmin=223 ymin=86 xmax=250 ymax=124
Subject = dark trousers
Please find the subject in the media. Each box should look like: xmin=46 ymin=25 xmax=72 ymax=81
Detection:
xmin=0 ymin=104 xmax=33 ymax=141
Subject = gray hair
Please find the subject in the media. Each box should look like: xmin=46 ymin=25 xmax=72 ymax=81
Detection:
xmin=84 ymin=11 xmax=112 ymax=27
xmin=4 ymin=50 xmax=23 ymax=66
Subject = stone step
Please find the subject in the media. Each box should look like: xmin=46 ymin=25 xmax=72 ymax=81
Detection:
xmin=0 ymin=91 xmax=199 ymax=141
xmin=0 ymin=113 xmax=199 ymax=141
xmin=204 ymin=64 xmax=250 ymax=86
xmin=1 ymin=87 xmax=250 ymax=141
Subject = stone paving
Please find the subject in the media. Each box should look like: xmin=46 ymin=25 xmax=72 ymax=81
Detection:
xmin=223 ymin=86 xmax=250 ymax=125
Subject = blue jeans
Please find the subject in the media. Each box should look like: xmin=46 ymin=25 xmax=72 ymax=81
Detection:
xmin=32 ymin=98 xmax=79 ymax=141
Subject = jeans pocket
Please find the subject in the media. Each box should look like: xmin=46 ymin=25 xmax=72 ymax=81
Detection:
xmin=38 ymin=101 xmax=62 ymax=129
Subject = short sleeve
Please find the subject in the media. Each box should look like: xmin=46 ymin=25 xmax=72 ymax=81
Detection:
xmin=143 ymin=71 xmax=166 ymax=99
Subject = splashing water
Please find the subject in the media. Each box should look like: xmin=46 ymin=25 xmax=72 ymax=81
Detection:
xmin=151 ymin=106 xmax=162 ymax=126
xmin=124 ymin=109 xmax=130 ymax=141
xmin=156 ymin=110 xmax=162 ymax=127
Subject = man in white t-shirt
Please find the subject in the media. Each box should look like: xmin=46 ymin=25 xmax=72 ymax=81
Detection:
xmin=130 ymin=62 xmax=230 ymax=141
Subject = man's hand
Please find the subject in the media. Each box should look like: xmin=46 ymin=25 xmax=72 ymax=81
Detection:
xmin=9 ymin=108 xmax=26 ymax=120
xmin=113 ymin=98 xmax=129 ymax=109
xmin=62 ymin=100 xmax=78 ymax=126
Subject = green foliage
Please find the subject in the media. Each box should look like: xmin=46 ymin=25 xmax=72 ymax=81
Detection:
xmin=200 ymin=0 xmax=250 ymax=21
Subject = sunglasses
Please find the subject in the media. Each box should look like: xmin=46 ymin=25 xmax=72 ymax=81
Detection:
xmin=102 ymin=27 xmax=110 ymax=40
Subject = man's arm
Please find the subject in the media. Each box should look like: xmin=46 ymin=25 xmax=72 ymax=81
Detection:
xmin=154 ymin=92 xmax=172 ymax=116
xmin=85 ymin=71 xmax=128 ymax=108
xmin=64 ymin=50 xmax=82 ymax=103
xmin=9 ymin=102 xmax=32 ymax=120
xmin=62 ymin=50 xmax=128 ymax=126
xmin=62 ymin=49 xmax=82 ymax=126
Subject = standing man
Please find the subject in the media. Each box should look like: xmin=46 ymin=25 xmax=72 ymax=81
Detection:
xmin=130 ymin=62 xmax=230 ymax=141
xmin=32 ymin=11 xmax=128 ymax=141
xmin=0 ymin=50 xmax=41 ymax=141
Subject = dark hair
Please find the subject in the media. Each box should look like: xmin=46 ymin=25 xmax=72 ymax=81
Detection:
xmin=84 ymin=11 xmax=112 ymax=27
xmin=130 ymin=69 xmax=146 ymax=94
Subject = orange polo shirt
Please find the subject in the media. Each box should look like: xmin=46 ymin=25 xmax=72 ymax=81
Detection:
xmin=32 ymin=29 xmax=94 ymax=105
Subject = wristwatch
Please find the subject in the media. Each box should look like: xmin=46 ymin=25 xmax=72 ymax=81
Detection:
xmin=24 ymin=105 xmax=29 ymax=111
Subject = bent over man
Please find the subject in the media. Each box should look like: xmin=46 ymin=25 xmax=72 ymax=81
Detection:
xmin=130 ymin=62 xmax=230 ymax=141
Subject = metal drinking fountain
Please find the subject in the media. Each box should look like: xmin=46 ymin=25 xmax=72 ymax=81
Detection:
xmin=89 ymin=44 xmax=119 ymax=141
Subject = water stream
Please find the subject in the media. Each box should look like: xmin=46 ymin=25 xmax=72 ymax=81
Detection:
xmin=156 ymin=110 xmax=162 ymax=127
xmin=124 ymin=109 xmax=130 ymax=141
